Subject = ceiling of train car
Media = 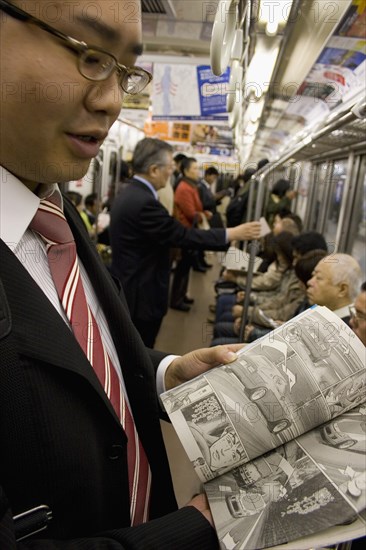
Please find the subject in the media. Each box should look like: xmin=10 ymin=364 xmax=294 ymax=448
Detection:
xmin=140 ymin=0 xmax=365 ymax=164
xmin=142 ymin=0 xmax=215 ymax=56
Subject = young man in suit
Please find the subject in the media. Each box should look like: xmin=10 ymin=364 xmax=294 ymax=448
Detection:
xmin=110 ymin=138 xmax=261 ymax=347
xmin=0 ymin=1 xmax=249 ymax=547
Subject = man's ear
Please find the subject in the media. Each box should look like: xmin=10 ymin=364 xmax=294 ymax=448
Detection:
xmin=147 ymin=164 xmax=159 ymax=180
xmin=338 ymin=282 xmax=349 ymax=298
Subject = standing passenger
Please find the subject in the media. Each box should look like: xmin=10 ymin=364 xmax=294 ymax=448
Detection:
xmin=110 ymin=138 xmax=261 ymax=346
xmin=171 ymin=157 xmax=205 ymax=308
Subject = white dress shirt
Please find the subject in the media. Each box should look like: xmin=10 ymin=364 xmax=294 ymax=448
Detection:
xmin=0 ymin=166 xmax=173 ymax=398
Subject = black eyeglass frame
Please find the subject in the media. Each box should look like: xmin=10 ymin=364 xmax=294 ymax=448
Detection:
xmin=0 ymin=0 xmax=153 ymax=95
xmin=349 ymin=305 xmax=366 ymax=322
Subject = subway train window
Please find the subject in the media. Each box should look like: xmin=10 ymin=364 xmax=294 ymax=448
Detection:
xmin=324 ymin=160 xmax=348 ymax=248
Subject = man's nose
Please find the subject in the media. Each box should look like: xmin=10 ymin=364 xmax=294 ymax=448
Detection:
xmin=84 ymin=76 xmax=124 ymax=117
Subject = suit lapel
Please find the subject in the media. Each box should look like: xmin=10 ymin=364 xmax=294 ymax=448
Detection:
xmin=64 ymin=200 xmax=161 ymax=444
xmin=0 ymin=239 xmax=123 ymax=429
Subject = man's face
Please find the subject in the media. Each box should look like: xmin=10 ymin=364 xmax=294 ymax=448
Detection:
xmin=307 ymin=260 xmax=345 ymax=310
xmin=206 ymin=174 xmax=217 ymax=186
xmin=152 ymin=152 xmax=174 ymax=190
xmin=350 ymin=292 xmax=366 ymax=346
xmin=209 ymin=430 xmax=242 ymax=471
xmin=1 ymin=0 xmax=142 ymax=188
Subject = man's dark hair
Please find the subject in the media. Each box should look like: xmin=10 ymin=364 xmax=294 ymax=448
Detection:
xmin=273 ymin=231 xmax=294 ymax=266
xmin=361 ymin=281 xmax=366 ymax=292
xmin=295 ymin=249 xmax=328 ymax=285
xmin=272 ymin=179 xmax=290 ymax=198
xmin=85 ymin=193 xmax=98 ymax=208
xmin=65 ymin=191 xmax=82 ymax=207
xmin=276 ymin=207 xmax=292 ymax=219
xmin=292 ymin=231 xmax=328 ymax=255
xmin=243 ymin=167 xmax=256 ymax=182
xmin=120 ymin=160 xmax=130 ymax=181
xmin=173 ymin=153 xmax=187 ymax=166
xmin=257 ymin=158 xmax=269 ymax=170
xmin=132 ymin=138 xmax=173 ymax=174
xmin=181 ymin=157 xmax=197 ymax=177
xmin=204 ymin=166 xmax=219 ymax=177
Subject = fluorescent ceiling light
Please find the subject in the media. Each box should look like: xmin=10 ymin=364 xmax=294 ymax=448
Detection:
xmin=245 ymin=35 xmax=281 ymax=98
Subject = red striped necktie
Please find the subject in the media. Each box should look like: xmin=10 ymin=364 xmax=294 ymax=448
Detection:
xmin=29 ymin=192 xmax=151 ymax=525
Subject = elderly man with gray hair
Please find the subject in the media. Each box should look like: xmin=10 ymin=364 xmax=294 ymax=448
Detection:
xmin=306 ymin=254 xmax=362 ymax=323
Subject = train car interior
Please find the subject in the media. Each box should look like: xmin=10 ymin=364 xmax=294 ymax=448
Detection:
xmin=65 ymin=2 xmax=366 ymax=541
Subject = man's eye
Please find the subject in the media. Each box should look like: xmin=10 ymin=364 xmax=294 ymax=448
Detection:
xmin=84 ymin=53 xmax=103 ymax=65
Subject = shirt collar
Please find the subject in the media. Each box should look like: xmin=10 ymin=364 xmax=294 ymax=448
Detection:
xmin=333 ymin=304 xmax=352 ymax=319
xmin=133 ymin=175 xmax=158 ymax=200
xmin=0 ymin=166 xmax=60 ymax=249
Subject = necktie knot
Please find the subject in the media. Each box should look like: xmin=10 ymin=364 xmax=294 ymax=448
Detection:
xmin=30 ymin=193 xmax=74 ymax=247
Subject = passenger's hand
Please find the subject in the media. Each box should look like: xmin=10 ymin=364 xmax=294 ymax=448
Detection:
xmin=232 ymin=304 xmax=243 ymax=318
xmin=222 ymin=269 xmax=237 ymax=282
xmin=236 ymin=290 xmax=245 ymax=303
xmin=233 ymin=317 xmax=242 ymax=335
xmin=227 ymin=221 xmax=261 ymax=242
xmin=186 ymin=493 xmax=214 ymax=526
xmin=244 ymin=324 xmax=254 ymax=341
xmin=165 ymin=344 xmax=242 ymax=390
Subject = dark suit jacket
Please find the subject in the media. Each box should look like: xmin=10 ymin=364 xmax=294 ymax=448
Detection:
xmin=0 ymin=198 xmax=217 ymax=549
xmin=110 ymin=179 xmax=227 ymax=322
xmin=198 ymin=181 xmax=216 ymax=213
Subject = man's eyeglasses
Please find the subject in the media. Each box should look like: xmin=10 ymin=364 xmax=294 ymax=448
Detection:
xmin=0 ymin=0 xmax=153 ymax=95
xmin=349 ymin=305 xmax=366 ymax=322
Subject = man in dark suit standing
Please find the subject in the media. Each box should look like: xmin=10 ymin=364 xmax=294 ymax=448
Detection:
xmin=110 ymin=138 xmax=261 ymax=347
xmin=0 ymin=0 xmax=254 ymax=547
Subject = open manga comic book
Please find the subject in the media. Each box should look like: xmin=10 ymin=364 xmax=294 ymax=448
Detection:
xmin=161 ymin=306 xmax=366 ymax=549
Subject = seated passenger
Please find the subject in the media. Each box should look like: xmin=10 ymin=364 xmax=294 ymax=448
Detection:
xmin=215 ymin=231 xmax=296 ymax=323
xmin=245 ymin=249 xmax=328 ymax=342
xmin=291 ymin=231 xmax=328 ymax=265
xmin=272 ymin=213 xmax=302 ymax=236
xmin=306 ymin=253 xmax=362 ymax=323
xmin=212 ymin=232 xmax=305 ymax=343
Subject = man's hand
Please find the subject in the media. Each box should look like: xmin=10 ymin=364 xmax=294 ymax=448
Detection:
xmin=165 ymin=344 xmax=243 ymax=390
xmin=185 ymin=494 xmax=214 ymax=527
xmin=227 ymin=221 xmax=261 ymax=242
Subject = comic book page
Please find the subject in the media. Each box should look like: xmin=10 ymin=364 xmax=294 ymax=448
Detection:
xmin=205 ymin=405 xmax=366 ymax=549
xmin=161 ymin=306 xmax=366 ymax=483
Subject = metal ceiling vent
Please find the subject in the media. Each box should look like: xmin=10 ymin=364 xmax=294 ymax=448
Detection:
xmin=141 ymin=0 xmax=177 ymax=17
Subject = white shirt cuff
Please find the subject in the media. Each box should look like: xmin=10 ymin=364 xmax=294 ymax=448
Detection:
xmin=156 ymin=354 xmax=180 ymax=397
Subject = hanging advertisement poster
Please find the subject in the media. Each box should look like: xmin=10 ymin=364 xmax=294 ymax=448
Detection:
xmin=196 ymin=65 xmax=230 ymax=118
xmin=190 ymin=123 xmax=234 ymax=156
xmin=152 ymin=64 xmax=230 ymax=121
xmin=298 ymin=35 xmax=366 ymax=106
xmin=144 ymin=121 xmax=192 ymax=143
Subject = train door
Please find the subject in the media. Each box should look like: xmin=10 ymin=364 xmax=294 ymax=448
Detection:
xmin=96 ymin=141 xmax=119 ymax=205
